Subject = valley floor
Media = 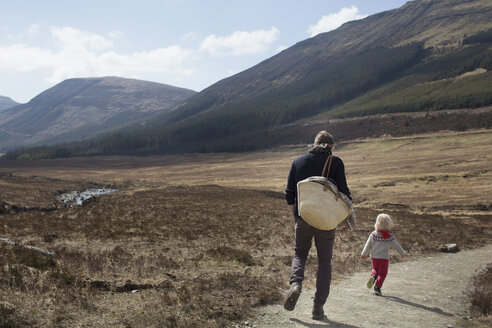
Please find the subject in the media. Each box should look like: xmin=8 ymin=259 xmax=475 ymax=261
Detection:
xmin=0 ymin=128 xmax=490 ymax=327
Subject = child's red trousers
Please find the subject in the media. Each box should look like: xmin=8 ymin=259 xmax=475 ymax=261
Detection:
xmin=371 ymin=258 xmax=389 ymax=288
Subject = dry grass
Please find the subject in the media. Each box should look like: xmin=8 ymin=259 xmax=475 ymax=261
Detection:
xmin=2 ymin=129 xmax=491 ymax=213
xmin=340 ymin=130 xmax=492 ymax=214
xmin=458 ymin=264 xmax=492 ymax=328
xmin=0 ymin=129 xmax=491 ymax=327
xmin=470 ymin=265 xmax=492 ymax=317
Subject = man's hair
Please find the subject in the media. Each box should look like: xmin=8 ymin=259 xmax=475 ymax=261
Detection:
xmin=375 ymin=213 xmax=394 ymax=231
xmin=314 ymin=131 xmax=334 ymax=145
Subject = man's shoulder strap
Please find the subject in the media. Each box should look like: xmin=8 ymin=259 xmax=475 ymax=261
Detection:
xmin=321 ymin=155 xmax=333 ymax=178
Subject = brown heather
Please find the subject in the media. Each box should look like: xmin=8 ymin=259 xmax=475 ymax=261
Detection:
xmin=0 ymin=129 xmax=491 ymax=327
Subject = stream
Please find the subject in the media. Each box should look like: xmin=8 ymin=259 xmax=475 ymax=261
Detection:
xmin=57 ymin=187 xmax=117 ymax=207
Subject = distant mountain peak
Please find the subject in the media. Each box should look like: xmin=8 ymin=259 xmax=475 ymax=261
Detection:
xmin=0 ymin=77 xmax=196 ymax=150
xmin=0 ymin=95 xmax=19 ymax=113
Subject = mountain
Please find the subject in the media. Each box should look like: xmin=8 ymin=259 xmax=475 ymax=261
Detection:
xmin=0 ymin=77 xmax=196 ymax=150
xmin=163 ymin=0 xmax=491 ymax=121
xmin=0 ymin=96 xmax=19 ymax=113
xmin=4 ymin=0 xmax=492 ymax=159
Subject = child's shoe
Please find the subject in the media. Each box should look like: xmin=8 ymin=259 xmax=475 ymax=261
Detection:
xmin=366 ymin=275 xmax=376 ymax=289
xmin=374 ymin=286 xmax=382 ymax=296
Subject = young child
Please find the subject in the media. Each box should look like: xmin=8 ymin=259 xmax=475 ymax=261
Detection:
xmin=361 ymin=213 xmax=406 ymax=296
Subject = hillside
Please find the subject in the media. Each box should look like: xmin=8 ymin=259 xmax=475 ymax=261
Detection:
xmin=0 ymin=77 xmax=196 ymax=151
xmin=0 ymin=96 xmax=19 ymax=113
xmin=4 ymin=0 xmax=492 ymax=159
xmin=160 ymin=0 xmax=492 ymax=122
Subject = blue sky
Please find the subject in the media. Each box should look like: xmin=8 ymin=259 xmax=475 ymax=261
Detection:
xmin=1 ymin=0 xmax=408 ymax=103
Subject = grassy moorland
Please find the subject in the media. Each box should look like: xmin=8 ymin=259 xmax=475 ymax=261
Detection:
xmin=0 ymin=129 xmax=491 ymax=327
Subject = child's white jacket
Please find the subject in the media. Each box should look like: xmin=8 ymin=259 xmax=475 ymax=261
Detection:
xmin=361 ymin=231 xmax=406 ymax=259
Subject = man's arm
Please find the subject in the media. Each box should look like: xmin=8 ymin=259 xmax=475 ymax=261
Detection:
xmin=285 ymin=161 xmax=298 ymax=224
xmin=285 ymin=162 xmax=296 ymax=203
xmin=285 ymin=161 xmax=297 ymax=223
xmin=334 ymin=160 xmax=351 ymax=200
xmin=289 ymin=204 xmax=296 ymax=222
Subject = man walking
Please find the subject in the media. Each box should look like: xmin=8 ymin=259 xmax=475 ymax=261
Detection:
xmin=284 ymin=130 xmax=352 ymax=320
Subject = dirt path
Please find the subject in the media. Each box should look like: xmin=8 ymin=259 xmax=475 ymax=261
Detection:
xmin=249 ymin=245 xmax=492 ymax=328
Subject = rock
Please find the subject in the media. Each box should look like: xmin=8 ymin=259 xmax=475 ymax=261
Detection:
xmin=438 ymin=243 xmax=459 ymax=253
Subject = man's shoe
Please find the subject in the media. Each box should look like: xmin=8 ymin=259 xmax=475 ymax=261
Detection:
xmin=374 ymin=286 xmax=382 ymax=296
xmin=312 ymin=303 xmax=324 ymax=320
xmin=283 ymin=282 xmax=302 ymax=311
xmin=367 ymin=275 xmax=377 ymax=289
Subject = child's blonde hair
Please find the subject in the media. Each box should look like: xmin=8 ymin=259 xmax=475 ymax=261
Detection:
xmin=375 ymin=213 xmax=394 ymax=231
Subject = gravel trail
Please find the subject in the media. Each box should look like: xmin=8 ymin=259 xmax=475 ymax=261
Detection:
xmin=250 ymin=245 xmax=491 ymax=328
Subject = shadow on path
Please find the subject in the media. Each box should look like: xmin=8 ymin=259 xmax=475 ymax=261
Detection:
xmin=384 ymin=296 xmax=454 ymax=317
xmin=291 ymin=318 xmax=360 ymax=328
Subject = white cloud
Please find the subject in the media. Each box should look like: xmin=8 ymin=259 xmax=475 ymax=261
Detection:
xmin=308 ymin=6 xmax=367 ymax=37
xmin=0 ymin=26 xmax=194 ymax=85
xmin=50 ymin=26 xmax=114 ymax=51
xmin=107 ymin=31 xmax=124 ymax=40
xmin=0 ymin=44 xmax=54 ymax=72
xmin=200 ymin=27 xmax=279 ymax=56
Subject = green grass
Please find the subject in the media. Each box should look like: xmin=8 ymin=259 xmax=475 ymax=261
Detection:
xmin=314 ymin=70 xmax=492 ymax=119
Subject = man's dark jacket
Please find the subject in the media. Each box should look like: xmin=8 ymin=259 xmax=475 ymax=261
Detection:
xmin=285 ymin=152 xmax=351 ymax=218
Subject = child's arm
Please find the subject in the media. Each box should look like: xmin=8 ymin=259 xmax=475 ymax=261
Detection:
xmin=360 ymin=235 xmax=372 ymax=259
xmin=391 ymin=238 xmax=406 ymax=256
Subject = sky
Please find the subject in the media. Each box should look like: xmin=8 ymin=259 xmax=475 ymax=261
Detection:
xmin=0 ymin=0 xmax=409 ymax=103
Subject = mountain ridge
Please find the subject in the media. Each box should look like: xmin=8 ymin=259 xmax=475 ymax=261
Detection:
xmin=186 ymin=0 xmax=491 ymax=108
xmin=0 ymin=96 xmax=19 ymax=113
xmin=0 ymin=76 xmax=196 ymax=150
xmin=4 ymin=0 xmax=492 ymax=159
